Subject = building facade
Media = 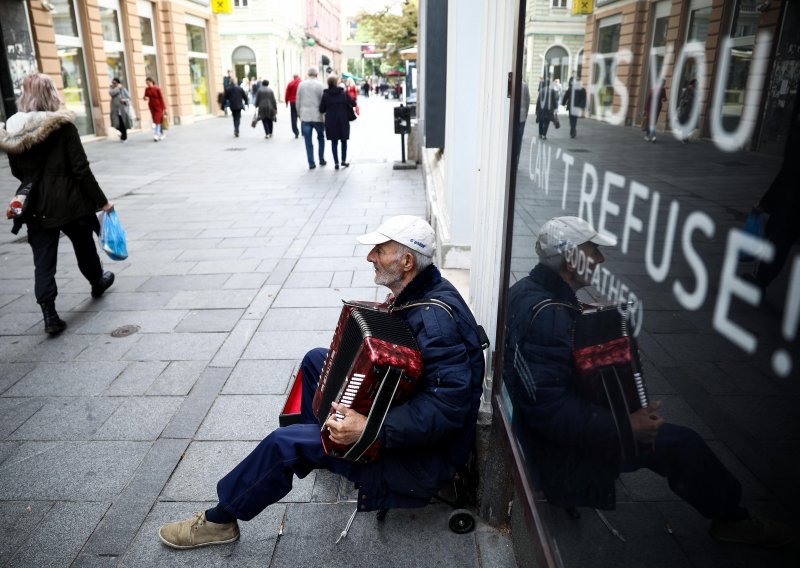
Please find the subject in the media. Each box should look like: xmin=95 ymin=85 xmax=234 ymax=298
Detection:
xmin=304 ymin=0 xmax=343 ymax=83
xmin=0 ymin=0 xmax=223 ymax=137
xmin=580 ymin=0 xmax=798 ymax=153
xmin=216 ymin=0 xmax=307 ymax=103
xmin=522 ymin=0 xmax=587 ymax=87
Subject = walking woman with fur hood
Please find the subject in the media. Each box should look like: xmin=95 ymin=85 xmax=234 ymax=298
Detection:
xmin=0 ymin=73 xmax=115 ymax=334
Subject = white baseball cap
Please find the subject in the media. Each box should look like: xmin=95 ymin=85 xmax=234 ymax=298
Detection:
xmin=357 ymin=215 xmax=435 ymax=257
xmin=536 ymin=216 xmax=616 ymax=258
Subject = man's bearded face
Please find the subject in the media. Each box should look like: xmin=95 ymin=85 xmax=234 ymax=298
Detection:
xmin=368 ymin=242 xmax=404 ymax=289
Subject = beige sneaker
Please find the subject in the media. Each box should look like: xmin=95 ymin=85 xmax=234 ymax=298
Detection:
xmin=159 ymin=511 xmax=240 ymax=549
xmin=710 ymin=515 xmax=795 ymax=548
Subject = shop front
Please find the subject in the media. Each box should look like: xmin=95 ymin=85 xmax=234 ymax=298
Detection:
xmin=418 ymin=0 xmax=799 ymax=565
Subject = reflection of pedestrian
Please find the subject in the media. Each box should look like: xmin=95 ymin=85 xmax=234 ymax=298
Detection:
xmin=143 ymin=77 xmax=166 ymax=142
xmin=678 ymin=78 xmax=697 ymax=143
xmin=319 ymin=75 xmax=356 ymax=170
xmin=0 ymin=74 xmax=115 ymax=334
xmin=296 ymin=66 xmax=326 ymax=169
xmin=561 ymin=77 xmax=586 ymax=139
xmin=109 ymin=77 xmax=132 ymax=142
xmin=751 ymin=90 xmax=800 ymax=290
xmin=224 ymin=80 xmax=248 ymax=137
xmin=514 ymin=81 xmax=530 ymax=168
xmin=642 ymin=80 xmax=667 ymax=143
xmin=285 ymin=73 xmax=301 ymax=138
xmin=254 ymin=80 xmax=277 ymax=139
xmin=535 ymin=79 xmax=557 ymax=140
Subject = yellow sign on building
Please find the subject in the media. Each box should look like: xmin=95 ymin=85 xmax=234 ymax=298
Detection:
xmin=212 ymin=0 xmax=233 ymax=14
xmin=572 ymin=0 xmax=594 ymax=15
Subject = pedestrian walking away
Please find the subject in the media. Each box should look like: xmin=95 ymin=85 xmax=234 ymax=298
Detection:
xmin=109 ymin=77 xmax=133 ymax=142
xmin=285 ymin=73 xmax=301 ymax=138
xmin=158 ymin=215 xmax=485 ymax=551
xmin=296 ymin=66 xmax=326 ymax=169
xmin=319 ymin=74 xmax=357 ymax=170
xmin=221 ymin=70 xmax=234 ymax=115
xmin=503 ymin=215 xmax=795 ymax=550
xmin=535 ymin=78 xmax=558 ymax=140
xmin=561 ymin=77 xmax=586 ymax=139
xmin=224 ymin=80 xmax=248 ymax=137
xmin=0 ymin=73 xmax=115 ymax=335
xmin=346 ymin=77 xmax=359 ymax=116
xmin=254 ymin=80 xmax=277 ymax=139
xmin=143 ymin=76 xmax=167 ymax=142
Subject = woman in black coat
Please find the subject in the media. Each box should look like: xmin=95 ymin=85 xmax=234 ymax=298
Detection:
xmin=0 ymin=73 xmax=115 ymax=334
xmin=319 ymin=75 xmax=356 ymax=169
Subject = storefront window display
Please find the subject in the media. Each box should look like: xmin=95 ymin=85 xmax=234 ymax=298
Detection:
xmin=53 ymin=0 xmax=93 ymax=135
xmin=0 ymin=0 xmax=38 ymax=119
xmin=139 ymin=2 xmax=160 ymax=85
xmin=186 ymin=21 xmax=211 ymax=115
xmin=498 ymin=1 xmax=798 ymax=565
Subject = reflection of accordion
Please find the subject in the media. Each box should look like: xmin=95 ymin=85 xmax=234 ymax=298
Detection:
xmin=312 ymin=301 xmax=424 ymax=463
xmin=572 ymin=303 xmax=648 ymax=461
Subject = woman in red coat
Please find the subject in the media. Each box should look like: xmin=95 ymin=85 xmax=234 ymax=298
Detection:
xmin=345 ymin=77 xmax=359 ymax=116
xmin=143 ymin=77 xmax=166 ymax=142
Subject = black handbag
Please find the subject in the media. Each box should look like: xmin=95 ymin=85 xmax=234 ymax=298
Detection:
xmin=347 ymin=104 xmax=357 ymax=122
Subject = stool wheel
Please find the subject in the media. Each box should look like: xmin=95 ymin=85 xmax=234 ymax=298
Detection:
xmin=448 ymin=509 xmax=475 ymax=534
xmin=376 ymin=509 xmax=388 ymax=522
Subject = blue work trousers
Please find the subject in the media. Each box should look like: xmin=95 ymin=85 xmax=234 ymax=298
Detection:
xmin=301 ymin=121 xmax=325 ymax=166
xmin=216 ymin=348 xmax=372 ymax=521
xmin=620 ymin=423 xmax=746 ymax=521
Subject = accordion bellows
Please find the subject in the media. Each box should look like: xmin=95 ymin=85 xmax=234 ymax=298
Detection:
xmin=572 ymin=303 xmax=648 ymax=461
xmin=313 ymin=302 xmax=424 ymax=463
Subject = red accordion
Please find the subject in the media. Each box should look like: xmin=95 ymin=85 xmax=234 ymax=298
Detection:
xmin=312 ymin=301 xmax=424 ymax=463
xmin=572 ymin=303 xmax=649 ymax=460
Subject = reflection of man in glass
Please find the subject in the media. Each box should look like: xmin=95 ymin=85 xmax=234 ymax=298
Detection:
xmin=503 ymin=216 xmax=792 ymax=549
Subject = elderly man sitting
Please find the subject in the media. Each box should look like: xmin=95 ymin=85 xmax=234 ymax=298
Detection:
xmin=159 ymin=215 xmax=485 ymax=549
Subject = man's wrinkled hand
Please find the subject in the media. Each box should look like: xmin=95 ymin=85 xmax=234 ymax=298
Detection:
xmin=630 ymin=400 xmax=664 ymax=447
xmin=324 ymin=402 xmax=367 ymax=446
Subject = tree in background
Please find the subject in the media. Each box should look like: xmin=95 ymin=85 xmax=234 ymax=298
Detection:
xmin=357 ymin=0 xmax=418 ymax=72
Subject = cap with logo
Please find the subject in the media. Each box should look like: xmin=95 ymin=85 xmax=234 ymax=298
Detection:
xmin=535 ymin=216 xmax=617 ymax=259
xmin=357 ymin=215 xmax=435 ymax=257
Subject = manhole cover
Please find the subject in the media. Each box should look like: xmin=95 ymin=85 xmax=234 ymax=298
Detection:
xmin=111 ymin=325 xmax=140 ymax=338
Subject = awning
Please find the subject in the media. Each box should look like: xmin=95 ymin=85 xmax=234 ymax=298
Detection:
xmin=342 ymin=72 xmax=363 ymax=82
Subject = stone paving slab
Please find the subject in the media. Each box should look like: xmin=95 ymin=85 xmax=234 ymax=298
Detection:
xmin=6 ymin=501 xmax=110 ymax=568
xmin=222 ymin=359 xmax=295 ymax=394
xmin=0 ymin=441 xmax=150 ymax=500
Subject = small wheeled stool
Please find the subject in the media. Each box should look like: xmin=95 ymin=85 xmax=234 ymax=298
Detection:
xmin=376 ymin=454 xmax=479 ymax=534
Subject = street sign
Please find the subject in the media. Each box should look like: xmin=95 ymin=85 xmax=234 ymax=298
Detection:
xmin=212 ymin=0 xmax=232 ymax=14
xmin=572 ymin=0 xmax=593 ymax=15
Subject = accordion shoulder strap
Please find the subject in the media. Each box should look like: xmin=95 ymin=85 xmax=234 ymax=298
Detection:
xmin=391 ymin=298 xmax=454 ymax=318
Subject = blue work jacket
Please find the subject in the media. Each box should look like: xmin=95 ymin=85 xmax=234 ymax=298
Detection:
xmin=356 ymin=265 xmax=485 ymax=511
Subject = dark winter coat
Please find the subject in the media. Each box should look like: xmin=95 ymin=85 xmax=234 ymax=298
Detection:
xmin=357 ymin=264 xmax=486 ymax=511
xmin=319 ymin=86 xmax=355 ymax=141
xmin=0 ymin=110 xmax=108 ymax=232
xmin=224 ymin=85 xmax=248 ymax=111
xmin=503 ymin=264 xmax=621 ymax=510
xmin=254 ymin=86 xmax=277 ymax=121
xmin=535 ymin=81 xmax=559 ymax=123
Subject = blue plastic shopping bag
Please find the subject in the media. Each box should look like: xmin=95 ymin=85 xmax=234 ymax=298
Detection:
xmin=101 ymin=210 xmax=128 ymax=261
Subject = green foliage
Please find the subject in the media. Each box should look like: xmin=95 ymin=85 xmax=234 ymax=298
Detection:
xmin=357 ymin=0 xmax=417 ymax=70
